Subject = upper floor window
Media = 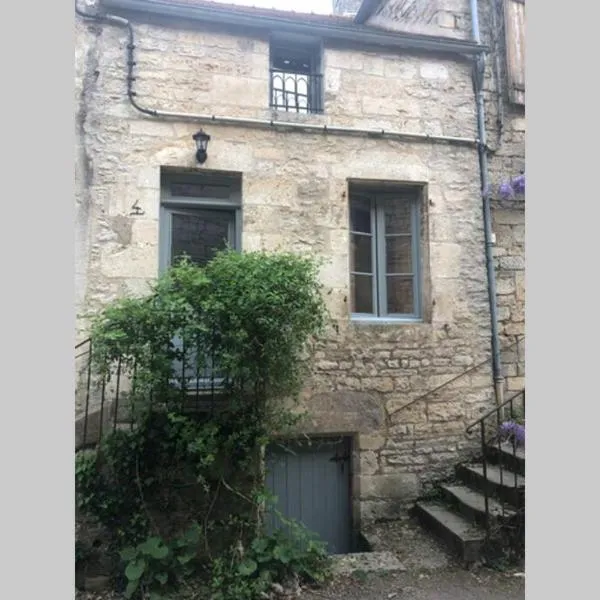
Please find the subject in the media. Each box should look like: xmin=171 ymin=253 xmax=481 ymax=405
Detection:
xmin=349 ymin=187 xmax=423 ymax=322
xmin=269 ymin=39 xmax=323 ymax=114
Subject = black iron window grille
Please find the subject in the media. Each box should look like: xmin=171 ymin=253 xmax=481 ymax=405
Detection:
xmin=269 ymin=42 xmax=323 ymax=114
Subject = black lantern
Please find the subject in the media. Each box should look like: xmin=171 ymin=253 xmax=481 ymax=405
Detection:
xmin=192 ymin=129 xmax=211 ymax=164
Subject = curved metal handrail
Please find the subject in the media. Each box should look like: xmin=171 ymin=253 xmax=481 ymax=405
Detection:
xmin=389 ymin=335 xmax=524 ymax=417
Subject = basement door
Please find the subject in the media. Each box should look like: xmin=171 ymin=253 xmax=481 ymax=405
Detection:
xmin=265 ymin=437 xmax=352 ymax=554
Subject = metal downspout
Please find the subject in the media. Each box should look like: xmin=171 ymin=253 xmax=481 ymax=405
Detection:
xmin=469 ymin=0 xmax=504 ymax=405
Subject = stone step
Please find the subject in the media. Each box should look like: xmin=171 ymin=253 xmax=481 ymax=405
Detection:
xmin=457 ymin=462 xmax=525 ymax=507
xmin=414 ymin=501 xmax=486 ymax=564
xmin=485 ymin=442 xmax=525 ymax=476
xmin=440 ymin=483 xmax=517 ymax=526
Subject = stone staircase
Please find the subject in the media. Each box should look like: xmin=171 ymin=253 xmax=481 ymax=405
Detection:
xmin=414 ymin=441 xmax=525 ymax=565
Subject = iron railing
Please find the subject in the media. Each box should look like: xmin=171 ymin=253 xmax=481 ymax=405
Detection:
xmin=465 ymin=388 xmax=525 ymax=537
xmin=269 ymin=69 xmax=323 ymax=114
xmin=75 ymin=337 xmax=226 ymax=450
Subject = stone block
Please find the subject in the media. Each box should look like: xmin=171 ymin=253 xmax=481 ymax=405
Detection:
xmin=360 ymin=450 xmax=380 ymax=475
xmin=359 ymin=434 xmax=386 ymax=450
xmin=420 ymin=63 xmax=449 ymax=80
xmin=499 ymin=256 xmax=525 ymax=271
xmin=360 ymin=473 xmax=420 ymax=500
xmin=301 ymin=391 xmax=385 ymax=433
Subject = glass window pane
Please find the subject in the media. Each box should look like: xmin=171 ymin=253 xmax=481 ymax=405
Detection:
xmin=387 ymin=276 xmax=414 ymax=315
xmin=381 ymin=198 xmax=412 ymax=234
xmin=351 ymin=274 xmax=374 ymax=314
xmin=386 ymin=236 xmax=413 ymax=274
xmin=350 ymin=197 xmax=372 ymax=233
xmin=171 ymin=209 xmax=233 ymax=266
xmin=351 ymin=234 xmax=372 ymax=273
xmin=170 ymin=182 xmax=230 ymax=199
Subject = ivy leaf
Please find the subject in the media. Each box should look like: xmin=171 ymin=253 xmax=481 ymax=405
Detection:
xmin=123 ymin=579 xmax=140 ymax=599
xmin=125 ymin=558 xmax=146 ymax=581
xmin=139 ymin=537 xmax=169 ymax=559
xmin=251 ymin=538 xmax=268 ymax=554
xmin=273 ymin=545 xmax=290 ymax=564
xmin=119 ymin=547 xmax=137 ymax=562
xmin=154 ymin=572 xmax=168 ymax=585
xmin=149 ymin=592 xmax=165 ymax=600
xmin=177 ymin=551 xmax=196 ymax=565
xmin=238 ymin=558 xmax=258 ymax=576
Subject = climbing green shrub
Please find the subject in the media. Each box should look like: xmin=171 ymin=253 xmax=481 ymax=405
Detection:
xmin=76 ymin=250 xmax=331 ymax=599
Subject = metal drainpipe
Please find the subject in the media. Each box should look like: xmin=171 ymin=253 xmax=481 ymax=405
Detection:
xmin=469 ymin=0 xmax=504 ymax=406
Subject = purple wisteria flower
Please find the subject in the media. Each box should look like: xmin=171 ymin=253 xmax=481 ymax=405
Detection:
xmin=498 ymin=181 xmax=515 ymax=200
xmin=497 ymin=172 xmax=525 ymax=199
xmin=511 ymin=173 xmax=525 ymax=194
xmin=498 ymin=420 xmax=525 ymax=447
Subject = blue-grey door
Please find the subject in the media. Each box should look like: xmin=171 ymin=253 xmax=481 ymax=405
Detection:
xmin=265 ymin=437 xmax=352 ymax=554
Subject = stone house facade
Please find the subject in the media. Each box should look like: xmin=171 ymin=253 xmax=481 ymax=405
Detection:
xmin=75 ymin=0 xmax=524 ymax=541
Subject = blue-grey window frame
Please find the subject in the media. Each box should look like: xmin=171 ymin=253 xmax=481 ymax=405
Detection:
xmin=350 ymin=192 xmax=422 ymax=322
xmin=159 ymin=193 xmax=242 ymax=272
xmin=159 ymin=174 xmax=242 ymax=390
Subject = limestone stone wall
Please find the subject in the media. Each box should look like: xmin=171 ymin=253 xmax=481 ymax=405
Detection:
xmin=75 ymin=7 xmax=499 ymax=522
xmin=368 ymin=0 xmax=526 ymax=396
xmin=491 ymin=200 xmax=525 ymax=394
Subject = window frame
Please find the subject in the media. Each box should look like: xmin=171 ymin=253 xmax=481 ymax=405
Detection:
xmin=349 ymin=191 xmax=423 ymax=323
xmin=158 ymin=173 xmax=242 ymax=392
xmin=268 ymin=37 xmax=324 ymax=115
xmin=159 ymin=177 xmax=242 ymax=273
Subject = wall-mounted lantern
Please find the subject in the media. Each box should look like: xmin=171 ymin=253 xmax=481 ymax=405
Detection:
xmin=192 ymin=129 xmax=211 ymax=164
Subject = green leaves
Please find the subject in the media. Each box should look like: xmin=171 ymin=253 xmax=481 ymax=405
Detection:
xmin=272 ymin=544 xmax=290 ymax=564
xmin=138 ymin=537 xmax=169 ymax=559
xmin=238 ymin=558 xmax=258 ymax=576
xmin=125 ymin=557 xmax=146 ymax=581
xmin=116 ymin=527 xmax=203 ymax=599
xmin=154 ymin=572 xmax=168 ymax=585
xmin=119 ymin=546 xmax=137 ymax=562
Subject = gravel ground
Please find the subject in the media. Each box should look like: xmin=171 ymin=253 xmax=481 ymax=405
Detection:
xmin=299 ymin=516 xmax=525 ymax=600
xmin=361 ymin=516 xmax=458 ymax=571
xmin=301 ymin=568 xmax=525 ymax=600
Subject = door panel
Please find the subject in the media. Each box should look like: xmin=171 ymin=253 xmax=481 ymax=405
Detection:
xmin=265 ymin=438 xmax=352 ymax=554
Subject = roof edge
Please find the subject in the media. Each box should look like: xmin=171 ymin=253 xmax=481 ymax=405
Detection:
xmin=101 ymin=0 xmax=486 ymax=55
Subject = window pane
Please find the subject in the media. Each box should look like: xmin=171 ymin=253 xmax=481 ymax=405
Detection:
xmin=382 ymin=198 xmax=412 ymax=234
xmin=351 ymin=234 xmax=372 ymax=273
xmin=386 ymin=236 xmax=413 ymax=274
xmin=350 ymin=197 xmax=372 ymax=233
xmin=351 ymin=274 xmax=373 ymax=314
xmin=387 ymin=276 xmax=414 ymax=315
xmin=171 ymin=209 xmax=233 ymax=266
xmin=170 ymin=182 xmax=230 ymax=199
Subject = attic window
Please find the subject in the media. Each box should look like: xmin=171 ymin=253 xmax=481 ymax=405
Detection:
xmin=269 ymin=40 xmax=323 ymax=114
